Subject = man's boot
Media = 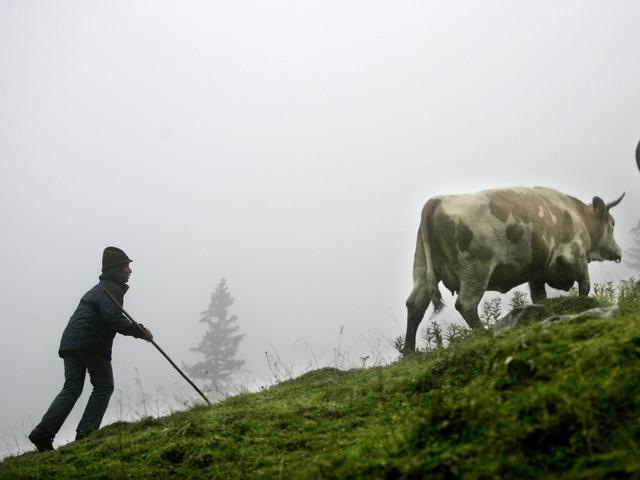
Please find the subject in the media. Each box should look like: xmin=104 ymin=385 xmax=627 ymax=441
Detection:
xmin=28 ymin=427 xmax=54 ymax=452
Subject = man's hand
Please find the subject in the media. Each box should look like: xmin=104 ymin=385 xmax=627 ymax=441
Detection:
xmin=141 ymin=326 xmax=154 ymax=342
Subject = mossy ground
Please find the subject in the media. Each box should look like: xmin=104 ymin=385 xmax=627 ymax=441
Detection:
xmin=2 ymin=290 xmax=640 ymax=479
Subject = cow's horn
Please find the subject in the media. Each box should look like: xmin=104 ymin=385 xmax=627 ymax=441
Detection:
xmin=606 ymin=192 xmax=625 ymax=210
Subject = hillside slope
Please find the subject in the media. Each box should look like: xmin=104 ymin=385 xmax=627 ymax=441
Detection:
xmin=2 ymin=292 xmax=640 ymax=479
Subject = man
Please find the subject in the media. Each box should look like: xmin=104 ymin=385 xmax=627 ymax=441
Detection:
xmin=28 ymin=246 xmax=153 ymax=452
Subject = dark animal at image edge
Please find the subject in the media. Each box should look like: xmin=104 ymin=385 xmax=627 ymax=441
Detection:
xmin=404 ymin=186 xmax=625 ymax=353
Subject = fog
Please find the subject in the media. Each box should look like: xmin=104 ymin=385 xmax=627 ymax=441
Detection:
xmin=1 ymin=1 xmax=639 ymax=457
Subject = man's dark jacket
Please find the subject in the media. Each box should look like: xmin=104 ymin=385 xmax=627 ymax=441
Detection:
xmin=59 ymin=274 xmax=144 ymax=360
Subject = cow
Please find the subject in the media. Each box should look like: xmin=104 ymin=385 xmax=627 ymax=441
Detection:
xmin=404 ymin=186 xmax=625 ymax=353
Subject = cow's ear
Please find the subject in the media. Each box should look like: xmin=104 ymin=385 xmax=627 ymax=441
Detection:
xmin=592 ymin=196 xmax=607 ymax=219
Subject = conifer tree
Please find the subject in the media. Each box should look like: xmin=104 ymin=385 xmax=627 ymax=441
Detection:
xmin=627 ymin=220 xmax=640 ymax=272
xmin=186 ymin=278 xmax=245 ymax=394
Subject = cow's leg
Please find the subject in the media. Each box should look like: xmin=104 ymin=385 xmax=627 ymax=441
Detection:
xmin=528 ymin=280 xmax=547 ymax=303
xmin=455 ymin=276 xmax=488 ymax=330
xmin=576 ymin=263 xmax=590 ymax=296
xmin=404 ymin=282 xmax=431 ymax=353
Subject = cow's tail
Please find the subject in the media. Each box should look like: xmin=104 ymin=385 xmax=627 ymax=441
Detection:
xmin=420 ymin=199 xmax=444 ymax=314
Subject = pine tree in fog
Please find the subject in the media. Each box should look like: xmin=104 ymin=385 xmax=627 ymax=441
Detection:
xmin=627 ymin=220 xmax=640 ymax=272
xmin=186 ymin=278 xmax=245 ymax=394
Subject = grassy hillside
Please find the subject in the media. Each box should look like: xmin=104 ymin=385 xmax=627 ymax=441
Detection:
xmin=2 ymin=287 xmax=640 ymax=479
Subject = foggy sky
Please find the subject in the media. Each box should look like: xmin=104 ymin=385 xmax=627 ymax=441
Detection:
xmin=2 ymin=1 xmax=639 ymax=457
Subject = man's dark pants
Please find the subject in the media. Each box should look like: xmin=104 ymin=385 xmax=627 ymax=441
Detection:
xmin=36 ymin=350 xmax=114 ymax=440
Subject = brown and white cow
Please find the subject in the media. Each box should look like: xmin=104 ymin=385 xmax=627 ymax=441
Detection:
xmin=404 ymin=186 xmax=625 ymax=352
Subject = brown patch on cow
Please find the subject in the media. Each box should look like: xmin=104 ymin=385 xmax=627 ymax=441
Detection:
xmin=471 ymin=244 xmax=494 ymax=262
xmin=559 ymin=211 xmax=575 ymax=243
xmin=430 ymin=207 xmax=458 ymax=259
xmin=486 ymin=188 xmax=584 ymax=250
xmin=414 ymin=199 xmax=444 ymax=274
xmin=456 ymin=221 xmax=473 ymax=251
xmin=488 ymin=190 xmax=542 ymax=225
xmin=531 ymin=231 xmax=549 ymax=265
xmin=423 ymin=198 xmax=464 ymax=276
xmin=435 ymin=214 xmax=456 ymax=247
xmin=421 ymin=198 xmax=444 ymax=246
xmin=489 ymin=197 xmax=510 ymax=222
xmin=421 ymin=199 xmax=443 ymax=240
xmin=488 ymin=190 xmax=528 ymax=221
xmin=505 ymin=224 xmax=524 ymax=244
xmin=422 ymin=198 xmax=442 ymax=218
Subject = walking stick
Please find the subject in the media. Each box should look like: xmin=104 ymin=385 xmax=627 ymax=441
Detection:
xmin=102 ymin=289 xmax=211 ymax=405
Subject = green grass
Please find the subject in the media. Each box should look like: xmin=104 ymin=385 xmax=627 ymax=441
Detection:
xmin=3 ymin=287 xmax=640 ymax=479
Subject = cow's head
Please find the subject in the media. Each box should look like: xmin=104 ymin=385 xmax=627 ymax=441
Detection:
xmin=589 ymin=193 xmax=625 ymax=262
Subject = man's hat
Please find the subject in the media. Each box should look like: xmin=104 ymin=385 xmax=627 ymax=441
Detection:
xmin=102 ymin=246 xmax=132 ymax=271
